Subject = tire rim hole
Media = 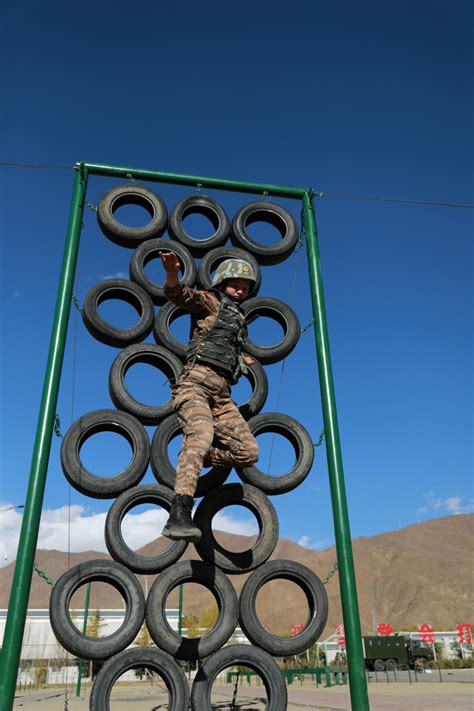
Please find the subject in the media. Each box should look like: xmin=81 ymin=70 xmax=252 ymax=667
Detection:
xmin=111 ymin=201 xmax=155 ymax=228
xmin=247 ymin=317 xmax=285 ymax=347
xmin=230 ymin=376 xmax=253 ymax=406
xmin=69 ymin=584 xmax=124 ymax=636
xmin=182 ymin=208 xmax=220 ymax=239
xmin=211 ymin=505 xmax=259 ymax=551
xmin=124 ymin=362 xmax=173 ymax=407
xmin=98 ymin=299 xmax=143 ymax=329
xmin=79 ymin=431 xmax=134 ymax=477
xmin=165 ymin=583 xmax=218 ymax=638
xmin=244 ymin=214 xmax=286 ymax=246
xmin=121 ymin=502 xmax=169 ymax=550
xmin=109 ymin=669 xmax=169 ymax=701
xmin=168 ymin=312 xmax=192 ymax=345
xmin=256 ymin=579 xmax=310 ymax=636
xmin=210 ymin=670 xmax=268 ymax=705
xmin=255 ymin=432 xmax=296 ymax=477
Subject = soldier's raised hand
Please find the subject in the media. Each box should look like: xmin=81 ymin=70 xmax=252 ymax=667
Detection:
xmin=160 ymin=251 xmax=181 ymax=274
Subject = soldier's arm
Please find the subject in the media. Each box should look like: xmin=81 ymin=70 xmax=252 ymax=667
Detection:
xmin=160 ymin=251 xmax=217 ymax=314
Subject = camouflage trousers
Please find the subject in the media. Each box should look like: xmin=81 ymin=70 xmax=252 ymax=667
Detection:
xmin=171 ymin=363 xmax=259 ymax=497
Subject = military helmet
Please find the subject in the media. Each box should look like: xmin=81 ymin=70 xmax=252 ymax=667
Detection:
xmin=211 ymin=258 xmax=256 ymax=287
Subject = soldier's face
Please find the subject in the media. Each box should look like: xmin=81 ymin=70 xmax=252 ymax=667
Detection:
xmin=224 ymin=278 xmax=250 ymax=302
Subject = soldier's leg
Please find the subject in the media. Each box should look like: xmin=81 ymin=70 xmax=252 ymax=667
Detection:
xmin=173 ymin=381 xmax=215 ymax=497
xmin=205 ymin=392 xmax=259 ymax=468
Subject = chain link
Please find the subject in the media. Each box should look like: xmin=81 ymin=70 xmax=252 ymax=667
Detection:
xmin=54 ymin=415 xmax=63 ymax=439
xmin=322 ymin=561 xmax=339 ymax=585
xmin=72 ymin=293 xmax=82 ymax=312
xmin=313 ymin=429 xmax=325 ymax=448
xmin=196 ymin=183 xmax=202 ymax=194
xmin=84 ymin=199 xmax=97 ymax=213
xmin=126 ymin=172 xmax=137 ymax=185
xmin=300 ymin=318 xmax=315 ymax=333
xmin=33 ymin=562 xmax=54 ymax=586
xmin=295 ymin=208 xmax=306 ymax=252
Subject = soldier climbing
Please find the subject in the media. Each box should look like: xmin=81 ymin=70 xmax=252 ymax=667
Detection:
xmin=160 ymin=251 xmax=259 ymax=542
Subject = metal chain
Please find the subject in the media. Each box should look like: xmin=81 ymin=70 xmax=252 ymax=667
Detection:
xmin=72 ymin=293 xmax=82 ymax=312
xmin=322 ymin=562 xmax=339 ymax=585
xmin=84 ymin=199 xmax=97 ymax=213
xmin=260 ymin=190 xmax=269 ymax=201
xmin=126 ymin=172 xmax=137 ymax=184
xmin=196 ymin=182 xmax=202 ymax=193
xmin=54 ymin=415 xmax=63 ymax=439
xmin=300 ymin=318 xmax=315 ymax=333
xmin=313 ymin=429 xmax=325 ymax=447
xmin=231 ymin=670 xmax=240 ymax=708
xmin=33 ymin=563 xmax=54 ymax=586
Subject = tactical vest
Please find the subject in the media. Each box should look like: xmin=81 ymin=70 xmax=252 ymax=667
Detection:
xmin=187 ymin=291 xmax=245 ymax=377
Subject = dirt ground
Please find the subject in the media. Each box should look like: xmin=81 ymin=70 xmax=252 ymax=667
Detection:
xmin=13 ymin=673 xmax=474 ymax=710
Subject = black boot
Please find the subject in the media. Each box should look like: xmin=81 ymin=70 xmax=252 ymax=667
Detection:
xmin=162 ymin=494 xmax=202 ymax=543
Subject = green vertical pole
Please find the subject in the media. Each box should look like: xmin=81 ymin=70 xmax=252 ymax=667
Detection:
xmin=76 ymin=581 xmax=91 ymax=697
xmin=302 ymin=191 xmax=370 ymax=711
xmin=178 ymin=584 xmax=183 ymax=635
xmin=0 ymin=165 xmax=88 ymax=711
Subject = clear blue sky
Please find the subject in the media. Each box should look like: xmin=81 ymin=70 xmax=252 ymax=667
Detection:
xmin=0 ymin=0 xmax=472 ymax=561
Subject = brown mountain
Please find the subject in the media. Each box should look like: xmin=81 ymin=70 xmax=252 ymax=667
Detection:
xmin=1 ymin=514 xmax=472 ymax=637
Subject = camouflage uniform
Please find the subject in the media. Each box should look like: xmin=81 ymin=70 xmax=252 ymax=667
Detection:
xmin=164 ymin=281 xmax=259 ymax=497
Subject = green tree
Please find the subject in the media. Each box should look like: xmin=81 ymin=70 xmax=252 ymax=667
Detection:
xmin=199 ymin=604 xmax=218 ymax=631
xmin=182 ymin=612 xmax=200 ymax=638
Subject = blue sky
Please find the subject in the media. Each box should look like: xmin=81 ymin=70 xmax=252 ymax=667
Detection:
xmin=0 ymin=0 xmax=472 ymax=565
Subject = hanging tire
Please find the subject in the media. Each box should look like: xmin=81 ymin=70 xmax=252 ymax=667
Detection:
xmin=168 ymin=194 xmax=230 ymax=257
xmin=241 ymin=296 xmax=300 ymax=364
xmin=196 ymin=246 xmax=261 ymax=297
xmin=194 ymin=483 xmax=279 ymax=574
xmin=49 ymin=559 xmax=145 ymax=660
xmin=145 ymin=560 xmax=239 ymax=660
xmin=97 ymin=183 xmax=168 ymax=248
xmin=108 ymin=344 xmax=183 ymax=425
xmin=237 ymin=412 xmax=314 ymax=494
xmin=90 ymin=646 xmax=189 ymax=710
xmin=105 ymin=484 xmax=187 ymax=573
xmin=82 ymin=279 xmax=155 ymax=348
xmin=129 ymin=238 xmax=197 ymax=305
xmin=239 ymin=559 xmax=328 ymax=655
xmin=150 ymin=414 xmax=230 ymax=497
xmin=231 ymin=201 xmax=298 ymax=265
xmin=236 ymin=358 xmax=268 ymax=420
xmin=191 ymin=644 xmax=287 ymax=711
xmin=60 ymin=409 xmax=149 ymax=499
xmin=153 ymin=302 xmax=189 ymax=360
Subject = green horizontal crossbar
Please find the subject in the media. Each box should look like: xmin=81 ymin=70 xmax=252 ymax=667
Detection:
xmin=82 ymin=162 xmax=306 ymax=200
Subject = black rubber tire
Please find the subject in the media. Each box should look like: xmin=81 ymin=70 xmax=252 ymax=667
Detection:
xmin=168 ymin=194 xmax=230 ymax=257
xmin=231 ymin=201 xmax=299 ymax=266
xmin=196 ymin=246 xmax=261 ymax=297
xmin=236 ymin=357 xmax=268 ymax=420
xmin=153 ymin=301 xmax=189 ymax=360
xmin=374 ymin=659 xmax=386 ymax=672
xmin=194 ymin=483 xmax=279 ymax=574
xmin=90 ymin=647 xmax=189 ymax=710
xmin=129 ymin=238 xmax=196 ymax=305
xmin=242 ymin=296 xmax=300 ymax=364
xmin=385 ymin=659 xmax=397 ymax=672
xmin=239 ymin=559 xmax=328 ymax=655
xmin=191 ymin=644 xmax=287 ymax=711
xmin=150 ymin=414 xmax=230 ymax=497
xmin=60 ymin=409 xmax=149 ymax=499
xmin=97 ymin=183 xmax=168 ymax=248
xmin=105 ymin=484 xmax=187 ymax=573
xmin=145 ymin=560 xmax=238 ymax=660
xmin=108 ymin=343 xmax=183 ymax=425
xmin=82 ymin=279 xmax=155 ymax=348
xmin=237 ymin=412 xmax=314 ymax=494
xmin=49 ymin=559 xmax=145 ymax=660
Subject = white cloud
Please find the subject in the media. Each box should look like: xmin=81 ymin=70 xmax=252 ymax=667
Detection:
xmin=100 ymin=271 xmax=128 ymax=280
xmin=297 ymin=535 xmax=329 ymax=550
xmin=418 ymin=492 xmax=474 ymax=518
xmin=0 ymin=501 xmax=260 ymax=568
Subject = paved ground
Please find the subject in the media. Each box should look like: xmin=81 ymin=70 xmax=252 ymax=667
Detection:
xmin=13 ymin=672 xmax=474 ymax=710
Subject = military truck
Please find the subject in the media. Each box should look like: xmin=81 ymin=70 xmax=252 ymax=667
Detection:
xmin=363 ymin=635 xmax=434 ymax=671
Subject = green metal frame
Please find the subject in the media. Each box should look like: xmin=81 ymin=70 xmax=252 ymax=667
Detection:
xmin=0 ymin=161 xmax=370 ymax=710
